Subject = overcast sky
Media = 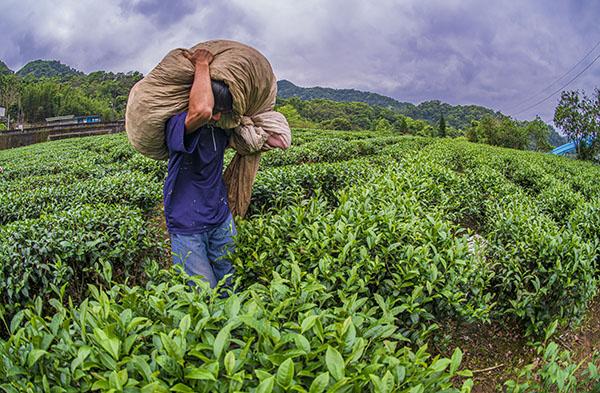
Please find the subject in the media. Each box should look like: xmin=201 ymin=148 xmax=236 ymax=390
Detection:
xmin=2 ymin=0 xmax=599 ymax=123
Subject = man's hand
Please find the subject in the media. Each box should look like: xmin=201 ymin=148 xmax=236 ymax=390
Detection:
xmin=184 ymin=49 xmax=214 ymax=66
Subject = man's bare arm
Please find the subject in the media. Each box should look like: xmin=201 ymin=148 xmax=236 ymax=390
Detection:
xmin=184 ymin=49 xmax=215 ymax=134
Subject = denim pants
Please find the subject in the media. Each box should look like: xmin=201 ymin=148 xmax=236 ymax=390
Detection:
xmin=170 ymin=214 xmax=236 ymax=289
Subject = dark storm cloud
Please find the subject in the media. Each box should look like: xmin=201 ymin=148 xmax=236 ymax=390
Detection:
xmin=1 ymin=0 xmax=598 ymax=123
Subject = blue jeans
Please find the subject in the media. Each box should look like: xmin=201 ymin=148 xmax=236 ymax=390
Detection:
xmin=170 ymin=214 xmax=237 ymax=289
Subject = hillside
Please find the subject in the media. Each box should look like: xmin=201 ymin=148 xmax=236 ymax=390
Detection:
xmin=277 ymin=80 xmax=502 ymax=130
xmin=277 ymin=79 xmax=414 ymax=110
xmin=16 ymin=59 xmax=83 ymax=79
xmin=0 ymin=60 xmax=12 ymax=75
xmin=404 ymin=99 xmax=501 ymax=130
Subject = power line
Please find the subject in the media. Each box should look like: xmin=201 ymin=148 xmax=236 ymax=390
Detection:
xmin=506 ymin=39 xmax=600 ymax=112
xmin=513 ymin=50 xmax=600 ymax=116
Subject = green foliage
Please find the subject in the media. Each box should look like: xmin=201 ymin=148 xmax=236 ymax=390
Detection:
xmin=1 ymin=129 xmax=600 ymax=390
xmin=0 ymin=269 xmax=474 ymax=392
xmin=466 ymin=115 xmax=530 ymax=150
xmin=0 ymin=62 xmax=142 ymax=124
xmin=526 ymin=116 xmax=552 ymax=151
xmin=278 ymin=97 xmax=430 ymax=134
xmin=404 ymin=100 xmax=501 ymax=131
xmin=320 ymin=117 xmax=353 ymax=131
xmin=505 ymin=344 xmax=600 ymax=392
xmin=277 ymin=79 xmax=412 ymax=111
xmin=0 ymin=60 xmax=12 ymax=75
xmin=277 ymin=80 xmax=500 ymax=130
xmin=374 ymin=118 xmax=393 ymax=132
xmin=486 ymin=198 xmax=597 ymax=334
xmin=0 ymin=74 xmax=21 ymax=118
xmin=505 ymin=323 xmax=600 ymax=392
xmin=393 ymin=116 xmax=409 ymax=133
xmin=0 ymin=204 xmax=158 ymax=315
xmin=69 ymin=70 xmax=143 ymax=118
xmin=438 ymin=114 xmax=447 ymax=137
xmin=554 ymin=89 xmax=600 ymax=161
xmin=19 ymin=78 xmax=116 ymax=123
xmin=275 ymin=104 xmax=316 ymax=128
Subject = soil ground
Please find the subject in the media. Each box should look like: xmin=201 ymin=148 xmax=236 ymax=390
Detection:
xmin=438 ymin=299 xmax=600 ymax=392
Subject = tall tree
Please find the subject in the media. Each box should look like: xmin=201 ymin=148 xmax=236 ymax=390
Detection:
xmin=0 ymin=74 xmax=22 ymax=121
xmin=526 ymin=116 xmax=552 ymax=152
xmin=554 ymin=89 xmax=599 ymax=161
xmin=438 ymin=114 xmax=446 ymax=137
xmin=374 ymin=118 xmax=393 ymax=132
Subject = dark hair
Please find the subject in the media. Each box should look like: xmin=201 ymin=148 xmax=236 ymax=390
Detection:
xmin=211 ymin=80 xmax=233 ymax=113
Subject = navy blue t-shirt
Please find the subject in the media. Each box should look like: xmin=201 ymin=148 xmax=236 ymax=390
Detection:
xmin=163 ymin=112 xmax=230 ymax=234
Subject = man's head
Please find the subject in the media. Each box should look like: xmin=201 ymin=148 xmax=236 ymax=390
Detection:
xmin=211 ymin=80 xmax=233 ymax=121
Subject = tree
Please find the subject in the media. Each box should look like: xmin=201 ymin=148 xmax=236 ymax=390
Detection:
xmin=0 ymin=74 xmax=22 ymax=118
xmin=393 ymin=116 xmax=409 ymax=133
xmin=276 ymin=104 xmax=316 ymax=128
xmin=374 ymin=118 xmax=393 ymax=132
xmin=465 ymin=120 xmax=480 ymax=143
xmin=526 ymin=116 xmax=552 ymax=152
xmin=320 ymin=117 xmax=353 ymax=131
xmin=554 ymin=89 xmax=600 ymax=161
xmin=438 ymin=114 xmax=447 ymax=137
xmin=465 ymin=115 xmax=528 ymax=150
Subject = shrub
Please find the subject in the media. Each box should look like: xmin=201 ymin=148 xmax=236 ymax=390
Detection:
xmin=0 ymin=204 xmax=158 ymax=317
xmin=0 ymin=269 xmax=474 ymax=392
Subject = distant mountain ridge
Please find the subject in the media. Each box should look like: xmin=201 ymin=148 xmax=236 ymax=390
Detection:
xmin=277 ymin=79 xmax=414 ymax=110
xmin=16 ymin=60 xmax=83 ymax=79
xmin=277 ymin=80 xmax=501 ymax=130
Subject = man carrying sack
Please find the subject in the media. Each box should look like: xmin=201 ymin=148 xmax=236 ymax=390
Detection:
xmin=164 ymin=49 xmax=237 ymax=291
xmin=126 ymin=40 xmax=291 ymax=291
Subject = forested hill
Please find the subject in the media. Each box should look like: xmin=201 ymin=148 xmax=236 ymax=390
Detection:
xmin=0 ymin=60 xmax=12 ymax=75
xmin=16 ymin=60 xmax=83 ymax=80
xmin=277 ymin=79 xmax=414 ymax=110
xmin=0 ymin=59 xmax=143 ymax=123
xmin=277 ymin=80 xmax=502 ymax=130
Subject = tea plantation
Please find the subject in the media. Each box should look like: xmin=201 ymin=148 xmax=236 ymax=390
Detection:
xmin=0 ymin=130 xmax=599 ymax=392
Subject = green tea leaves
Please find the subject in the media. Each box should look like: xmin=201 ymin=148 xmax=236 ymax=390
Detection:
xmin=326 ymin=346 xmax=345 ymax=381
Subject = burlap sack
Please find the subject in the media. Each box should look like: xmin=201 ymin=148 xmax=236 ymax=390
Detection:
xmin=125 ymin=40 xmax=291 ymax=217
xmin=225 ymin=111 xmax=291 ymax=217
xmin=125 ymin=39 xmax=278 ymax=160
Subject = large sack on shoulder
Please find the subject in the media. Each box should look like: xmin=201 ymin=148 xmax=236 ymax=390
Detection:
xmin=126 ymin=40 xmax=277 ymax=160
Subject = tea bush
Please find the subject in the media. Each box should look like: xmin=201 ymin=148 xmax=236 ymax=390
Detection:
xmin=0 ymin=204 xmax=159 ymax=317
xmin=236 ymin=162 xmax=494 ymax=343
xmin=0 ymin=172 xmax=162 ymax=224
xmin=260 ymin=136 xmax=405 ymax=167
xmin=485 ymin=198 xmax=597 ymax=334
xmin=0 ymin=268 xmax=474 ymax=393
